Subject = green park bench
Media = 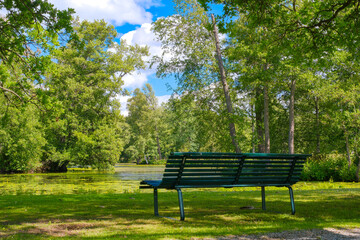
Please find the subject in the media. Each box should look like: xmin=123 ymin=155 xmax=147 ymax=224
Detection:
xmin=140 ymin=152 xmax=311 ymax=220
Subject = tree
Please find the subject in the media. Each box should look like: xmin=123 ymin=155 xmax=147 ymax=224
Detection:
xmin=125 ymin=84 xmax=162 ymax=164
xmin=152 ymin=0 xmax=242 ymax=152
xmin=211 ymin=14 xmax=240 ymax=153
xmin=314 ymin=50 xmax=360 ymax=180
xmin=199 ymin=0 xmax=360 ymax=58
xmin=43 ymin=19 xmax=148 ymax=170
xmin=0 ymin=76 xmax=46 ymax=172
xmin=0 ymin=0 xmax=74 ymax=102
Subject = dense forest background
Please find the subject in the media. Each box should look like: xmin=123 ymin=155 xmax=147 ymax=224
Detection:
xmin=0 ymin=0 xmax=359 ymax=181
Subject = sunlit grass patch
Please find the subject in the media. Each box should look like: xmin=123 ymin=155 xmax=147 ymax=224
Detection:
xmin=0 ymin=169 xmax=359 ymax=239
xmin=0 ymin=187 xmax=359 ymax=239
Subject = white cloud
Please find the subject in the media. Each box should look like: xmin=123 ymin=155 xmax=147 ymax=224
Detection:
xmin=121 ymin=23 xmax=163 ymax=59
xmin=120 ymin=22 xmax=174 ymax=88
xmin=120 ymin=23 xmax=168 ymax=89
xmin=122 ymin=71 xmax=149 ymax=89
xmin=157 ymin=95 xmax=171 ymax=106
xmin=118 ymin=96 xmax=131 ymax=116
xmin=49 ymin=0 xmax=158 ymax=25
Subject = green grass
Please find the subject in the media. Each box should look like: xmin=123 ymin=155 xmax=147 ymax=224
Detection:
xmin=0 ymin=182 xmax=359 ymax=239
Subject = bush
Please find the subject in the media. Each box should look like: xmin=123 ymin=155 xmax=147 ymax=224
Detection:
xmin=301 ymin=154 xmax=357 ymax=182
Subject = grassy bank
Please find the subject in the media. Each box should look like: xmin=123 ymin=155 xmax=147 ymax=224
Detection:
xmin=0 ymin=182 xmax=359 ymax=239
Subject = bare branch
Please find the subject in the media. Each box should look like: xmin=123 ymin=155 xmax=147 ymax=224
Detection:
xmin=0 ymin=85 xmax=23 ymax=101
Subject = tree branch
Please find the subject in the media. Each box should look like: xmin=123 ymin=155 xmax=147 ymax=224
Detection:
xmin=0 ymin=85 xmax=23 ymax=101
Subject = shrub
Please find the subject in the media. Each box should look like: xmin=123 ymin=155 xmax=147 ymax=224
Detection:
xmin=301 ymin=154 xmax=357 ymax=182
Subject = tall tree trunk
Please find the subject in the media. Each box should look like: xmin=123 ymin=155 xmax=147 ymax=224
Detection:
xmin=255 ymin=87 xmax=265 ymax=153
xmin=315 ymin=97 xmax=320 ymax=153
xmin=289 ymin=78 xmax=296 ymax=154
xmin=251 ymin=103 xmax=256 ymax=153
xmin=211 ymin=14 xmax=241 ymax=153
xmin=155 ymin=126 xmax=162 ymax=160
xmin=343 ymin=126 xmax=351 ymax=169
xmin=355 ymin=144 xmax=360 ymax=182
xmin=264 ymin=82 xmax=270 ymax=154
xmin=357 ymin=160 xmax=360 ymax=182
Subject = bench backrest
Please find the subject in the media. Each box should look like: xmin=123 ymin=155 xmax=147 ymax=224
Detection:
xmin=158 ymin=152 xmax=311 ymax=189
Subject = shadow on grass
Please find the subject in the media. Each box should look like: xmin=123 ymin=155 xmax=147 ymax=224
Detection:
xmin=0 ymin=188 xmax=359 ymax=239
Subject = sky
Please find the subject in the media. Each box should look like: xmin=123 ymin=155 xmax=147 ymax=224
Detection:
xmin=49 ymin=0 xmax=177 ymax=116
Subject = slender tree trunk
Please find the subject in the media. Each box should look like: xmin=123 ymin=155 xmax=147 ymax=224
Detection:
xmin=211 ymin=14 xmax=241 ymax=153
xmin=251 ymin=103 xmax=256 ymax=153
xmin=264 ymin=83 xmax=270 ymax=154
xmin=315 ymin=97 xmax=320 ymax=153
xmin=356 ymin=160 xmax=360 ymax=182
xmin=289 ymin=78 xmax=296 ymax=154
xmin=255 ymin=87 xmax=265 ymax=153
xmin=344 ymin=126 xmax=351 ymax=169
xmin=355 ymin=144 xmax=360 ymax=182
xmin=155 ymin=126 xmax=162 ymax=160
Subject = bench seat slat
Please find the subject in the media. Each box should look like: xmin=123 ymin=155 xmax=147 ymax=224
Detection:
xmin=176 ymin=178 xmax=300 ymax=185
xmin=165 ymin=164 xmax=238 ymax=168
xmin=165 ymin=163 xmax=303 ymax=168
xmin=164 ymin=168 xmax=238 ymax=173
xmin=168 ymin=154 xmax=309 ymax=159
xmin=164 ymin=172 xmax=237 ymax=177
xmin=164 ymin=168 xmax=303 ymax=174
xmin=163 ymin=171 xmax=302 ymax=177
xmin=167 ymin=159 xmax=305 ymax=164
xmin=175 ymin=176 xmax=299 ymax=181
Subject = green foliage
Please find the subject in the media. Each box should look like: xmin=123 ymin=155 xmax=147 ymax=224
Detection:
xmin=1 ymin=0 xmax=360 ymax=178
xmin=124 ymin=84 xmax=164 ymax=164
xmin=199 ymin=0 xmax=359 ymax=57
xmin=152 ymin=0 xmax=217 ymax=91
xmin=41 ymin=19 xmax=148 ymax=170
xmin=0 ymin=97 xmax=45 ymax=173
xmin=0 ymin=0 xmax=74 ymax=101
xmin=302 ymin=154 xmax=357 ymax=182
xmin=160 ymin=90 xmax=252 ymax=154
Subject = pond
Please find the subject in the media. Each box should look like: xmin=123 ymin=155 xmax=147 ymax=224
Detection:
xmin=0 ymin=164 xmax=164 ymax=195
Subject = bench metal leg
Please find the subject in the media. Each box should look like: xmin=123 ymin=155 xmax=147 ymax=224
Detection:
xmin=177 ymin=188 xmax=185 ymax=221
xmin=288 ymin=186 xmax=295 ymax=215
xmin=154 ymin=188 xmax=159 ymax=216
xmin=261 ymin=186 xmax=266 ymax=210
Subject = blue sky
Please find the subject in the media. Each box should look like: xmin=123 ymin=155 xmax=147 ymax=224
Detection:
xmin=49 ymin=0 xmax=177 ymax=115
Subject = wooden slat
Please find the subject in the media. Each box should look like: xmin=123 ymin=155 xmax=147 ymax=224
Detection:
xmin=243 ymin=164 xmax=292 ymax=168
xmin=164 ymin=172 xmax=237 ymax=177
xmin=167 ymin=164 xmax=239 ymax=168
xmin=170 ymin=152 xmax=311 ymax=158
xmin=177 ymin=179 xmax=292 ymax=185
xmin=168 ymin=159 xmax=305 ymax=165
xmin=178 ymin=176 xmax=291 ymax=181
xmin=167 ymin=159 xmax=239 ymax=164
xmin=164 ymin=168 xmax=237 ymax=173
xmin=237 ymin=172 xmax=293 ymax=176
xmin=244 ymin=160 xmax=300 ymax=164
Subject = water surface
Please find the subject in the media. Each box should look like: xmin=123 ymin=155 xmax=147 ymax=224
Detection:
xmin=0 ymin=164 xmax=164 ymax=195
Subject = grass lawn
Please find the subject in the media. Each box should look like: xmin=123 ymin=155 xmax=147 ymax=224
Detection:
xmin=0 ymin=182 xmax=359 ymax=239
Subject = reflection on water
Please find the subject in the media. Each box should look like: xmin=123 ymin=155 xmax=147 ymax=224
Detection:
xmin=114 ymin=165 xmax=164 ymax=180
xmin=0 ymin=164 xmax=164 ymax=195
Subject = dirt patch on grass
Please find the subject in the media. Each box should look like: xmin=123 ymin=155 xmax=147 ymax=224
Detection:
xmin=24 ymin=221 xmax=110 ymax=237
